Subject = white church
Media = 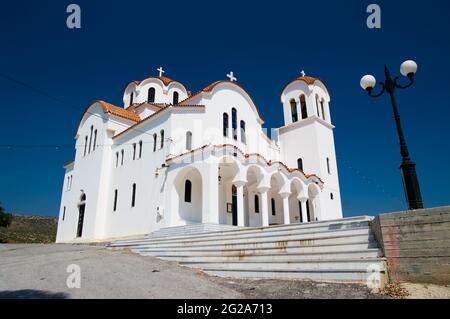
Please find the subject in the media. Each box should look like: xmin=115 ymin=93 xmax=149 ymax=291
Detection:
xmin=56 ymin=69 xmax=343 ymax=243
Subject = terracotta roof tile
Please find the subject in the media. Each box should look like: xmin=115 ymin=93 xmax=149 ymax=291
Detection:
xmin=97 ymin=101 xmax=141 ymax=122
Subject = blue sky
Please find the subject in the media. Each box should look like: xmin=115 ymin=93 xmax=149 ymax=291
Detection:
xmin=1 ymin=0 xmax=449 ymax=217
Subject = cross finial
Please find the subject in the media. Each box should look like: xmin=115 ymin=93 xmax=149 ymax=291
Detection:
xmin=157 ymin=66 xmax=165 ymax=77
xmin=227 ymin=71 xmax=237 ymax=82
xmin=300 ymin=70 xmax=306 ymax=77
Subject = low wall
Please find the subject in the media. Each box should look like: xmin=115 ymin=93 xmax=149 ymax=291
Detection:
xmin=372 ymin=206 xmax=450 ymax=285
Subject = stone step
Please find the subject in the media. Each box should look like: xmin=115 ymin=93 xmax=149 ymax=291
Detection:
xmin=154 ymin=249 xmax=381 ymax=262
xmin=181 ymin=258 xmax=386 ymax=272
xmin=204 ymin=270 xmax=382 ymax=283
xmin=110 ymin=227 xmax=372 ymax=250
xmin=110 ymin=216 xmax=373 ymax=246
xmin=135 ymin=241 xmax=379 ymax=257
xmin=133 ymin=234 xmax=375 ymax=252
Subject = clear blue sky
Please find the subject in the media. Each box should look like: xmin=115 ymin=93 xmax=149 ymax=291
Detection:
xmin=1 ymin=0 xmax=449 ymax=217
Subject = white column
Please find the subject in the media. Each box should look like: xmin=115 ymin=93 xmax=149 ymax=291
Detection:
xmin=259 ymin=188 xmax=270 ymax=227
xmin=202 ymin=162 xmax=219 ymax=224
xmin=281 ymin=195 xmax=291 ymax=225
xmin=236 ymin=185 xmax=245 ymax=227
xmin=300 ymin=200 xmax=308 ymax=223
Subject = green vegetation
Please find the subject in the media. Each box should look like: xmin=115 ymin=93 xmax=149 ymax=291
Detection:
xmin=0 ymin=213 xmax=57 ymax=244
xmin=0 ymin=203 xmax=13 ymax=228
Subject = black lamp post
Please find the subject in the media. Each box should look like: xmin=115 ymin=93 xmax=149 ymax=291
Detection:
xmin=360 ymin=60 xmax=424 ymax=210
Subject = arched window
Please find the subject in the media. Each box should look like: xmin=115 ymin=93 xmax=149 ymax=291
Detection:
xmin=271 ymin=198 xmax=276 ymax=216
xmin=160 ymin=130 xmax=165 ymax=149
xmin=254 ymin=195 xmax=260 ymax=213
xmin=184 ymin=180 xmax=192 ymax=203
xmin=173 ymin=91 xmax=179 ymax=105
xmin=130 ymin=92 xmax=134 ymax=106
xmin=115 ymin=152 xmax=119 ymax=168
xmin=330 ymin=193 xmax=334 ymax=200
xmin=67 ymin=176 xmax=70 ymax=191
xmin=93 ymin=129 xmax=97 ymax=151
xmin=84 ymin=136 xmax=88 ymax=156
xmin=223 ymin=113 xmax=229 ymax=137
xmin=186 ymin=131 xmax=192 ymax=151
xmin=327 ymin=157 xmax=331 ymax=174
xmin=232 ymin=108 xmax=238 ymax=140
xmin=62 ymin=206 xmax=66 ymax=221
xmin=113 ymin=189 xmax=118 ymax=212
xmin=321 ymin=99 xmax=326 ymax=121
xmin=80 ymin=193 xmax=86 ymax=202
xmin=88 ymin=125 xmax=93 ymax=153
xmin=148 ymin=87 xmax=155 ymax=103
xmin=315 ymin=95 xmax=320 ymax=117
xmin=133 ymin=143 xmax=136 ymax=160
xmin=240 ymin=121 xmax=246 ymax=144
xmin=121 ymin=149 xmax=124 ymax=166
xmin=153 ymin=133 xmax=157 ymax=152
xmin=297 ymin=158 xmax=303 ymax=171
xmin=131 ymin=183 xmax=136 ymax=207
xmin=290 ymin=99 xmax=298 ymax=123
xmin=138 ymin=141 xmax=142 ymax=159
xmin=300 ymin=95 xmax=308 ymax=119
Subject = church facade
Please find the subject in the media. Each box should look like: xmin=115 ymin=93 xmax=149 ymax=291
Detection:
xmin=56 ymin=70 xmax=343 ymax=243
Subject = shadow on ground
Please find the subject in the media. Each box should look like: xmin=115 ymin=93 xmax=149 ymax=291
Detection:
xmin=0 ymin=290 xmax=69 ymax=299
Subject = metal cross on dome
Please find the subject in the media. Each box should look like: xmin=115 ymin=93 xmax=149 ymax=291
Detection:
xmin=157 ymin=66 xmax=165 ymax=77
xmin=227 ymin=71 xmax=237 ymax=82
xmin=301 ymin=70 xmax=306 ymax=77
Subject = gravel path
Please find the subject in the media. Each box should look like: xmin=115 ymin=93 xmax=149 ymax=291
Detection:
xmin=0 ymin=244 xmax=385 ymax=299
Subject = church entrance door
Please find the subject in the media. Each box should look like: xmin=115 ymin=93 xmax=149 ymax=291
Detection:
xmin=232 ymin=185 xmax=238 ymax=226
xmin=77 ymin=203 xmax=85 ymax=238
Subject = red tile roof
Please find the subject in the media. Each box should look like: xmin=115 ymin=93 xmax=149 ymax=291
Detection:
xmin=97 ymin=101 xmax=141 ymax=122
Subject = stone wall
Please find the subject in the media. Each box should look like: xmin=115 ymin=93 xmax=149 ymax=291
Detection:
xmin=372 ymin=206 xmax=450 ymax=285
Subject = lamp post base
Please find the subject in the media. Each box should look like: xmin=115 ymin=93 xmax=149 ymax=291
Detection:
xmin=400 ymin=160 xmax=424 ymax=210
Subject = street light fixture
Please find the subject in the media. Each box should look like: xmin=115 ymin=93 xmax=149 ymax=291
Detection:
xmin=360 ymin=60 xmax=424 ymax=210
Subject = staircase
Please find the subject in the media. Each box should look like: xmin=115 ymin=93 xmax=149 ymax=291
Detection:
xmin=108 ymin=216 xmax=386 ymax=284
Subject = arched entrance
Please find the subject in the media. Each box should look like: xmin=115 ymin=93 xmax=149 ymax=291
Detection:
xmin=175 ymin=167 xmax=203 ymax=224
xmin=77 ymin=193 xmax=86 ymax=238
xmin=231 ymin=185 xmax=238 ymax=226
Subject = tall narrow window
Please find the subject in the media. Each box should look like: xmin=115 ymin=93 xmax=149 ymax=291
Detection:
xmin=300 ymin=95 xmax=308 ymax=119
xmin=327 ymin=157 xmax=331 ymax=174
xmin=290 ymin=99 xmax=298 ymax=123
xmin=240 ymin=121 xmax=246 ymax=144
xmin=186 ymin=131 xmax=192 ymax=151
xmin=69 ymin=175 xmax=73 ymax=190
xmin=88 ymin=126 xmax=93 ymax=153
xmin=84 ymin=136 xmax=88 ymax=156
xmin=232 ymin=108 xmax=238 ymax=140
xmin=138 ymin=141 xmax=142 ymax=159
xmin=130 ymin=92 xmax=134 ymax=106
xmin=321 ymin=100 xmax=326 ymax=121
xmin=121 ymin=150 xmax=124 ymax=166
xmin=330 ymin=193 xmax=334 ymax=200
xmin=93 ymin=129 xmax=97 ymax=151
xmin=223 ymin=113 xmax=229 ymax=137
xmin=113 ymin=189 xmax=118 ymax=212
xmin=298 ymin=202 xmax=303 ymax=223
xmin=254 ymin=195 xmax=260 ymax=213
xmin=173 ymin=91 xmax=179 ymax=105
xmin=131 ymin=183 xmax=136 ymax=207
xmin=153 ymin=134 xmax=157 ymax=152
xmin=184 ymin=180 xmax=192 ymax=203
xmin=160 ymin=130 xmax=165 ymax=149
xmin=133 ymin=143 xmax=136 ymax=160
xmin=115 ymin=152 xmax=119 ymax=168
xmin=62 ymin=206 xmax=66 ymax=221
xmin=67 ymin=176 xmax=70 ymax=191
xmin=271 ymin=198 xmax=276 ymax=216
xmin=148 ymin=87 xmax=155 ymax=103
xmin=315 ymin=95 xmax=320 ymax=117
xmin=297 ymin=158 xmax=303 ymax=171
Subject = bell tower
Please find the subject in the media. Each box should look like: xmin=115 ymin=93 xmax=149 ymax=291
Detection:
xmin=277 ymin=73 xmax=343 ymax=220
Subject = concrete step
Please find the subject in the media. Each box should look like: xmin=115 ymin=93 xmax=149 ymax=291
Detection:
xmin=109 ymin=216 xmax=373 ymax=247
xmin=155 ymin=249 xmax=381 ymax=262
xmin=204 ymin=270 xmax=382 ymax=283
xmin=111 ymin=227 xmax=372 ymax=250
xmin=181 ymin=258 xmax=386 ymax=272
xmin=135 ymin=242 xmax=379 ymax=257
